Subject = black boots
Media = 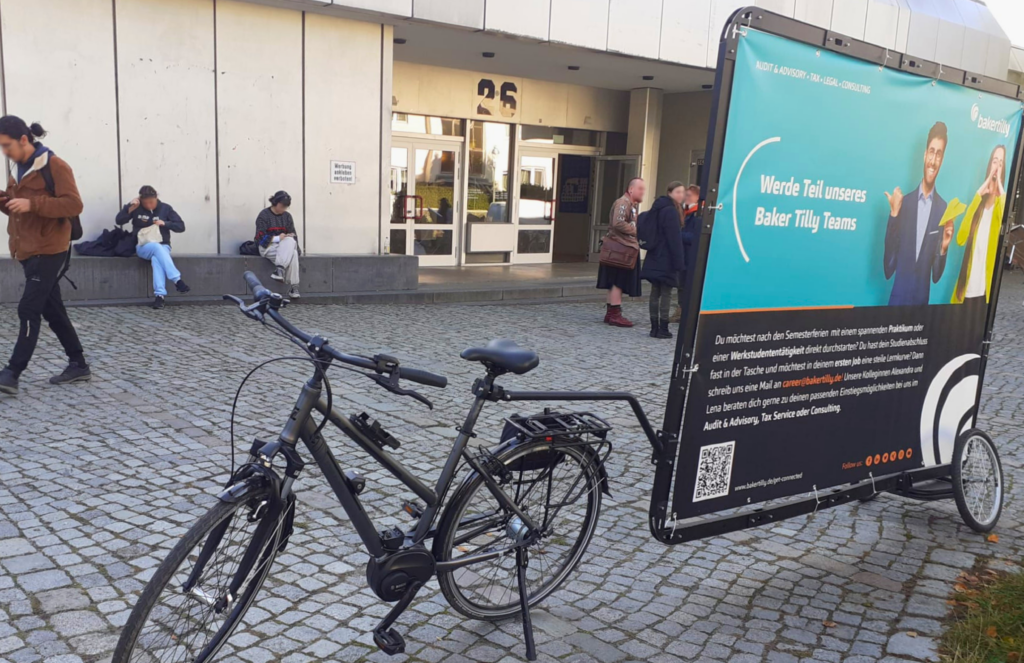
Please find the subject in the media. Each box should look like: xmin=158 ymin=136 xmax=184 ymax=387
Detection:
xmin=650 ymin=318 xmax=673 ymax=339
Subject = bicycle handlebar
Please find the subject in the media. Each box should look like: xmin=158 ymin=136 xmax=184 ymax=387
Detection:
xmin=237 ymin=271 xmax=448 ymax=389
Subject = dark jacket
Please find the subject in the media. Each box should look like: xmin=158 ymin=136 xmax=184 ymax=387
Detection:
xmin=883 ymin=185 xmax=948 ymax=306
xmin=681 ymin=209 xmax=700 ymax=276
xmin=640 ymin=196 xmax=686 ymax=285
xmin=254 ymin=208 xmax=298 ymax=248
xmin=116 ymin=200 xmax=185 ymax=247
xmin=2 ymin=146 xmax=84 ymax=260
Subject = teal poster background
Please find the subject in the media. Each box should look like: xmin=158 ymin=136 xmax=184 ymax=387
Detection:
xmin=702 ymin=29 xmax=1023 ymax=312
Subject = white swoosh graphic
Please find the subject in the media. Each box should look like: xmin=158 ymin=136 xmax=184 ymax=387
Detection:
xmin=919 ymin=353 xmax=979 ymax=467
xmin=733 ymin=137 xmax=781 ymax=263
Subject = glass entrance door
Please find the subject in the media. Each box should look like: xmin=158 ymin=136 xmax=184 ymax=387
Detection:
xmin=590 ymin=155 xmax=640 ymax=259
xmin=389 ymin=141 xmax=461 ymax=266
xmin=514 ymin=149 xmax=556 ymax=264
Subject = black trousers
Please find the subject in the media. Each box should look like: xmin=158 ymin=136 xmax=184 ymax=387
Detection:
xmin=6 ymin=251 xmax=85 ymax=374
xmin=649 ymin=281 xmax=673 ymax=321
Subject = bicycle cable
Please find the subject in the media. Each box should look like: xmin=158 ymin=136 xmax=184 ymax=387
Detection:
xmin=227 ymin=318 xmax=357 ymax=475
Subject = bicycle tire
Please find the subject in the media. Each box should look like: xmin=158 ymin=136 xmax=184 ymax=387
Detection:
xmin=435 ymin=441 xmax=602 ymax=621
xmin=113 ymin=482 xmax=287 ymax=663
xmin=952 ymin=428 xmax=1003 ymax=533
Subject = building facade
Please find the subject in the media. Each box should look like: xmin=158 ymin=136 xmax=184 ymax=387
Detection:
xmin=2 ymin=0 xmax=1016 ymax=264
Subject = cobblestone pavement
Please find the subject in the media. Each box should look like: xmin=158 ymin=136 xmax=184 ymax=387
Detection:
xmin=1 ymin=280 xmax=1023 ymax=663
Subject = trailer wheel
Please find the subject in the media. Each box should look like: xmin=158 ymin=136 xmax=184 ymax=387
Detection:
xmin=951 ymin=429 xmax=1003 ymax=533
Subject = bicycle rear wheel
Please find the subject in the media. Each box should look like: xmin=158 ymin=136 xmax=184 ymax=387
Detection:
xmin=113 ymin=482 xmax=289 ymax=663
xmin=435 ymin=441 xmax=602 ymax=621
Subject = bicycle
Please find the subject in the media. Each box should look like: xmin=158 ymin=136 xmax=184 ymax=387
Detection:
xmin=112 ymin=271 xmax=661 ymax=663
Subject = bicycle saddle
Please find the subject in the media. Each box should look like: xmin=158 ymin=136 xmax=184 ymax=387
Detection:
xmin=460 ymin=339 xmax=540 ymax=375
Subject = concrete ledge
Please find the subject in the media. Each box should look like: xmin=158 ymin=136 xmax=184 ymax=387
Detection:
xmin=0 ymin=254 xmax=417 ymax=304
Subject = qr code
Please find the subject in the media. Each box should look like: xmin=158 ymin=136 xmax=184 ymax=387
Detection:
xmin=692 ymin=441 xmax=735 ymax=502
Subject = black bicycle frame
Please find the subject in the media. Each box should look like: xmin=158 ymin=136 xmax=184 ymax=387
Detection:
xmin=251 ymin=360 xmax=664 ymax=567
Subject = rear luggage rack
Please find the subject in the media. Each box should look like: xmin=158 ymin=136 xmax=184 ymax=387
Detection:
xmin=503 ymin=410 xmax=611 ymax=441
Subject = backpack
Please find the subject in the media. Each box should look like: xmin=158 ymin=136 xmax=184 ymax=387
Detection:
xmin=40 ymin=159 xmax=83 ymax=241
xmin=38 ymin=157 xmax=81 ymax=289
xmin=636 ymin=210 xmax=656 ymax=248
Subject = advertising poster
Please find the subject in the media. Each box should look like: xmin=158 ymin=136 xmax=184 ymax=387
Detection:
xmin=670 ymin=28 xmax=1023 ymax=519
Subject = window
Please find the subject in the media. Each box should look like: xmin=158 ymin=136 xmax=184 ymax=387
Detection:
xmin=467 ymin=121 xmax=512 ymax=224
xmin=392 ymin=113 xmax=463 ymax=137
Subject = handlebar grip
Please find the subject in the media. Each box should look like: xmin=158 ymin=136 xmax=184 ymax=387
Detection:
xmin=243 ymin=271 xmax=272 ymax=301
xmin=400 ymin=367 xmax=448 ymax=389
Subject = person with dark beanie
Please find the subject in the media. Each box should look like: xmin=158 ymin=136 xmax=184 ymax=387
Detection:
xmin=640 ymin=182 xmax=687 ymax=338
xmin=0 ymin=116 xmax=89 ymax=395
xmin=116 ymin=185 xmax=189 ymax=309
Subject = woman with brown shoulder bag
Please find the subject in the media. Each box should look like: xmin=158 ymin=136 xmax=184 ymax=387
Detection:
xmin=596 ymin=178 xmax=645 ymax=327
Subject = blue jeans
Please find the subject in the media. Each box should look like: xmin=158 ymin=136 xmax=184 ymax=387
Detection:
xmin=137 ymin=243 xmax=181 ymax=297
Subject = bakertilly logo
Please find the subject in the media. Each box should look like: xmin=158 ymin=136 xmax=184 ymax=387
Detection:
xmin=971 ymin=102 xmax=1011 ymax=137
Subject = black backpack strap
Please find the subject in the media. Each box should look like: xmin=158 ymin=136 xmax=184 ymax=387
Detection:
xmin=39 ymin=158 xmax=77 ymax=289
xmin=40 ymin=161 xmax=56 ymax=196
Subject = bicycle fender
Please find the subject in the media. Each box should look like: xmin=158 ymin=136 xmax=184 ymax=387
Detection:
xmin=495 ymin=437 xmax=612 ymax=497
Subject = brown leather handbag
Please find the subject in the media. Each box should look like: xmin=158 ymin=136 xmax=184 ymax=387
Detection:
xmin=599 ymin=236 xmax=639 ymax=270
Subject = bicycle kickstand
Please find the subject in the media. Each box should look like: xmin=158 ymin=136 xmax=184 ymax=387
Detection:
xmin=517 ymin=548 xmax=538 ymax=661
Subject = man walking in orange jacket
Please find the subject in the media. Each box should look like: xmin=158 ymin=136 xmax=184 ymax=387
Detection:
xmin=0 ymin=116 xmax=90 ymax=395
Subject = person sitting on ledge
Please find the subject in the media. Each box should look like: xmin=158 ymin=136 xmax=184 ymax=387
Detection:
xmin=254 ymin=190 xmax=300 ymax=299
xmin=116 ymin=185 xmax=189 ymax=309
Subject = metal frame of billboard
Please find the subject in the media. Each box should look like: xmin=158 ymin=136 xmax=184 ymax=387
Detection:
xmin=649 ymin=7 xmax=1024 ymax=545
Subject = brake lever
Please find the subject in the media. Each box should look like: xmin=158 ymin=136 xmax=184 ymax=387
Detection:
xmin=223 ymin=295 xmax=266 ymax=322
xmin=367 ymin=373 xmax=434 ymax=410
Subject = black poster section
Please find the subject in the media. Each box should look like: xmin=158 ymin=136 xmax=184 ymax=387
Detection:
xmin=649 ymin=9 xmax=1024 ymax=545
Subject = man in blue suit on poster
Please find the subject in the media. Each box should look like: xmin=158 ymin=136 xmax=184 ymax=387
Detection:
xmin=883 ymin=121 xmax=956 ymax=306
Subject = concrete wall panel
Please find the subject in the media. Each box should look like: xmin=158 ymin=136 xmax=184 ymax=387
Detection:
xmin=864 ymin=0 xmax=900 ymax=49
xmin=304 ymin=13 xmax=383 ymax=255
xmin=0 ymin=0 xmax=120 ymax=241
xmin=905 ymin=9 xmax=939 ymax=62
xmin=329 ymin=0 xmax=409 ymax=16
xmin=519 ymin=79 xmax=569 ymax=127
xmin=550 ymin=0 xmax=608 ymax=51
xmin=413 ymin=0 xmax=483 ymax=29
xmin=116 ymin=0 xmax=218 ymax=253
xmin=484 ymin=0 xmax=550 ymax=40
xmin=215 ymin=0 xmax=303 ymax=254
xmin=707 ymin=0 xmax=749 ymax=67
xmin=934 ymin=19 xmax=966 ymax=71
xmin=755 ymin=0 xmax=795 ymax=17
xmin=607 ymin=0 xmax=662 ymax=59
xmin=794 ymin=0 xmax=833 ymax=28
xmin=566 ymin=85 xmax=629 ymax=133
xmin=660 ymin=0 xmax=712 ymax=67
xmin=831 ymin=0 xmax=869 ymax=40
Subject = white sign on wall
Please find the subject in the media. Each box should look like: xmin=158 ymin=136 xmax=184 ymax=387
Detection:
xmin=330 ymin=160 xmax=356 ymax=184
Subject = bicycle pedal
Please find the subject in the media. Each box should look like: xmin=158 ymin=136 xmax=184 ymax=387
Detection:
xmin=373 ymin=627 xmax=406 ymax=656
xmin=401 ymin=500 xmax=425 ymax=519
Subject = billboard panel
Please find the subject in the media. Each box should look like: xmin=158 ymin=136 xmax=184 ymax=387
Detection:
xmin=663 ymin=26 xmax=1023 ymax=521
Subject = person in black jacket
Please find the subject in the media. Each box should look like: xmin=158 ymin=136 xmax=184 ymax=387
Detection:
xmin=116 ymin=185 xmax=189 ymax=309
xmin=671 ymin=184 xmax=702 ymax=324
xmin=640 ymin=182 xmax=687 ymax=338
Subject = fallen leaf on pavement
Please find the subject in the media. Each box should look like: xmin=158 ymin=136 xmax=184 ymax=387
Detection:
xmin=987 ymin=533 xmax=1000 ymax=543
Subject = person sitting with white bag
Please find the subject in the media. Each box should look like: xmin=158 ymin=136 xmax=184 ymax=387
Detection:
xmin=116 ymin=185 xmax=189 ymax=309
xmin=254 ymin=190 xmax=300 ymax=299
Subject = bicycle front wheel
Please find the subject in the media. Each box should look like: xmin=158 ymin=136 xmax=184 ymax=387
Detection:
xmin=113 ymin=481 xmax=289 ymax=663
xmin=435 ymin=441 xmax=603 ymax=621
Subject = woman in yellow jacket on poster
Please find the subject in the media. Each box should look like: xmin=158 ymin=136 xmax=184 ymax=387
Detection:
xmin=951 ymin=145 xmax=1007 ymax=304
